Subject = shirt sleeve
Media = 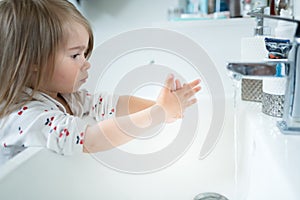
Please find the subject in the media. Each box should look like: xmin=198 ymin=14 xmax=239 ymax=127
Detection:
xmin=41 ymin=111 xmax=87 ymax=155
xmin=2 ymin=102 xmax=88 ymax=156
xmin=1 ymin=90 xmax=119 ymax=159
xmin=63 ymin=89 xmax=119 ymax=121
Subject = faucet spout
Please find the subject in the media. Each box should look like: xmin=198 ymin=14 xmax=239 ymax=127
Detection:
xmin=227 ymin=62 xmax=284 ymax=77
xmin=246 ymin=12 xmax=300 ymax=134
xmin=227 ymin=15 xmax=300 ymax=134
xmin=227 ymin=43 xmax=300 ymax=134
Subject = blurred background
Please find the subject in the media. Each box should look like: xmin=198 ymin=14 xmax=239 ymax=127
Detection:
xmin=68 ymin=0 xmax=299 ymax=46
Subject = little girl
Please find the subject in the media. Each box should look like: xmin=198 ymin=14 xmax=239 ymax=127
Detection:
xmin=0 ymin=0 xmax=201 ymax=165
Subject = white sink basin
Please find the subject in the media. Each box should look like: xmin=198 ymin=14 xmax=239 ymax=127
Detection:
xmin=235 ymin=100 xmax=300 ymax=200
xmin=0 ymin=97 xmax=236 ymax=200
xmin=1 ymin=97 xmax=299 ymax=200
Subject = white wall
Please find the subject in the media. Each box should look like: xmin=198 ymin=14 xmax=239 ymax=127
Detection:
xmin=70 ymin=0 xmax=175 ymax=46
xmin=69 ymin=0 xmax=300 ymax=46
xmin=295 ymin=0 xmax=300 ymax=19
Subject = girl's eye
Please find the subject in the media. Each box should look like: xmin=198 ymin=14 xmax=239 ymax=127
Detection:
xmin=71 ymin=54 xmax=80 ymax=59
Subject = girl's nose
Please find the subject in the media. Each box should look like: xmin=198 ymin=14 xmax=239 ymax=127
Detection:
xmin=82 ymin=60 xmax=91 ymax=70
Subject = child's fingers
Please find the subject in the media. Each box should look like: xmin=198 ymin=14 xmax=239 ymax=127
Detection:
xmin=183 ymin=83 xmax=201 ymax=96
xmin=182 ymin=79 xmax=201 ymax=95
xmin=186 ymin=98 xmax=198 ymax=107
xmin=189 ymin=79 xmax=201 ymax=88
xmin=164 ymin=74 xmax=175 ymax=90
xmin=183 ymin=87 xmax=200 ymax=99
xmin=175 ymin=79 xmax=182 ymax=90
xmin=193 ymin=85 xmax=202 ymax=93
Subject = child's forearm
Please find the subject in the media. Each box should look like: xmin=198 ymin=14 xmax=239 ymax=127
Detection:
xmin=83 ymin=75 xmax=201 ymax=153
xmin=83 ymin=104 xmax=164 ymax=153
xmin=116 ymin=95 xmax=155 ymax=116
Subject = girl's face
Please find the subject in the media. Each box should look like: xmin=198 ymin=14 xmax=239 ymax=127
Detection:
xmin=40 ymin=22 xmax=91 ymax=96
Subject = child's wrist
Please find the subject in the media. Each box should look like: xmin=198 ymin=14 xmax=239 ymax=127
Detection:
xmin=153 ymin=103 xmax=179 ymax=123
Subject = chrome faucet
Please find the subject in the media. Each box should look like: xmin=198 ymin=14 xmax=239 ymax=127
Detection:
xmin=227 ymin=13 xmax=300 ymax=135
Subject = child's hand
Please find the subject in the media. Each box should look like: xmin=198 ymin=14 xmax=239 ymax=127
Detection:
xmin=156 ymin=74 xmax=201 ymax=123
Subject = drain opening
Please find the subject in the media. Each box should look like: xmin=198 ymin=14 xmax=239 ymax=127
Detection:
xmin=194 ymin=192 xmax=229 ymax=200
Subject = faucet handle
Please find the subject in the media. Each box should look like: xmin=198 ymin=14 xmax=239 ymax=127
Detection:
xmin=251 ymin=6 xmax=267 ymax=14
xmin=248 ymin=12 xmax=300 ymax=38
xmin=248 ymin=7 xmax=269 ymax=36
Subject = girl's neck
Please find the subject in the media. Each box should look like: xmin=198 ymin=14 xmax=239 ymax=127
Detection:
xmin=39 ymin=89 xmax=73 ymax=115
xmin=55 ymin=93 xmax=73 ymax=115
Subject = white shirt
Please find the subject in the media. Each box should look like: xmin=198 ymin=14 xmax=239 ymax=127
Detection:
xmin=0 ymin=88 xmax=118 ymax=165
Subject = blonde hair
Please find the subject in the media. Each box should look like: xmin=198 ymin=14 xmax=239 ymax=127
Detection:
xmin=0 ymin=0 xmax=94 ymax=117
